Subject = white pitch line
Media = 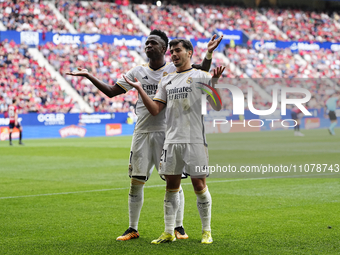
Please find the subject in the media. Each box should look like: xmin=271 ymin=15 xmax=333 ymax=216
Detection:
xmin=0 ymin=174 xmax=336 ymax=200
xmin=0 ymin=179 xmax=249 ymax=200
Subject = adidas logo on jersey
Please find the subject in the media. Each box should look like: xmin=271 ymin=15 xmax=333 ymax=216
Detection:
xmin=166 ymin=81 xmax=172 ymax=85
xmin=142 ymin=76 xmax=148 ymax=79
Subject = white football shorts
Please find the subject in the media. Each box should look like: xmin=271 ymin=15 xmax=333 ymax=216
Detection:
xmin=128 ymin=132 xmax=165 ymax=180
xmin=158 ymin=143 xmax=209 ymax=177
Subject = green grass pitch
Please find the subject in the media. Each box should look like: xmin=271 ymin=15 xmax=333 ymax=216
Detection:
xmin=0 ymin=129 xmax=339 ymax=254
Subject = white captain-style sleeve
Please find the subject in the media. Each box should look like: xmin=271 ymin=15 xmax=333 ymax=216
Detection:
xmin=115 ymin=66 xmax=137 ymax=92
xmin=153 ymin=78 xmax=167 ymax=105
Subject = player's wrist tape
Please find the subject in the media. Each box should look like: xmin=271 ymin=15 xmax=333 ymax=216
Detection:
xmin=206 ymin=52 xmax=213 ymax=60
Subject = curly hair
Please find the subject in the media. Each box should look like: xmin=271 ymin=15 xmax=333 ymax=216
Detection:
xmin=149 ymin=29 xmax=169 ymax=51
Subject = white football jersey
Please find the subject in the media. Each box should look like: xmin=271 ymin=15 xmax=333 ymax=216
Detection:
xmin=116 ymin=62 xmax=176 ymax=133
xmin=154 ymin=68 xmax=212 ymax=144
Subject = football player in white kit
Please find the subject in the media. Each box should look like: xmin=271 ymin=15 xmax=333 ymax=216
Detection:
xmin=66 ymin=31 xmax=222 ymax=241
xmin=123 ymin=39 xmax=224 ymax=244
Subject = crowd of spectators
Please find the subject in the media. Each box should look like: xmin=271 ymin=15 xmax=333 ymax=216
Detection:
xmin=252 ymin=78 xmax=337 ymax=110
xmin=39 ymin=42 xmax=138 ymax=112
xmin=0 ymin=40 xmax=74 ymax=114
xmin=222 ymin=45 xmax=340 ymax=109
xmin=264 ymin=9 xmax=340 ymax=42
xmin=132 ymin=4 xmax=205 ymax=39
xmin=300 ymin=49 xmax=340 ymax=78
xmin=184 ymin=4 xmax=285 ymax=41
xmin=1 ymin=1 xmax=340 ymax=114
xmin=225 ymin=46 xmax=308 ymax=79
xmin=56 ymin=0 xmax=143 ymax=36
xmin=0 ymin=0 xmax=68 ymax=33
xmin=2 ymin=1 xmax=340 ymax=44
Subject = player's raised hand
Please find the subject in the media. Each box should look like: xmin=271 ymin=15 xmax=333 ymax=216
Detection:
xmin=65 ymin=67 xmax=90 ymax=77
xmin=123 ymin=75 xmax=142 ymax=90
xmin=207 ymin=34 xmax=223 ymax=53
xmin=212 ymin=66 xmax=226 ymax=79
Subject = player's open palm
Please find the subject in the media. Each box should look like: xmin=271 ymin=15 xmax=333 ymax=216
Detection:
xmin=66 ymin=67 xmax=90 ymax=77
xmin=212 ymin=66 xmax=226 ymax=79
xmin=123 ymin=75 xmax=142 ymax=90
xmin=207 ymin=34 xmax=223 ymax=53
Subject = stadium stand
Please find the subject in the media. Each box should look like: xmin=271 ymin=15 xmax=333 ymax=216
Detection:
xmin=39 ymin=42 xmax=138 ymax=112
xmin=0 ymin=0 xmax=68 ymax=33
xmin=263 ymin=9 xmax=340 ymax=42
xmin=300 ymin=49 xmax=340 ymax=78
xmin=55 ymin=0 xmax=143 ymax=35
xmin=224 ymin=46 xmax=307 ymax=79
xmin=132 ymin=3 xmax=205 ymax=39
xmin=0 ymin=40 xmax=74 ymax=113
xmin=252 ymin=78 xmax=338 ymax=109
xmin=184 ymin=4 xmax=285 ymax=41
xmin=1 ymin=1 xmax=340 ymax=114
xmin=222 ymin=44 xmax=339 ymax=109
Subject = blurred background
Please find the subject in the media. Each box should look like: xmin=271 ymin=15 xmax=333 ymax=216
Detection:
xmin=0 ymin=0 xmax=340 ymax=139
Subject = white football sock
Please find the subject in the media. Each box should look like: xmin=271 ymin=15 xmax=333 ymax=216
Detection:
xmin=164 ymin=188 xmax=180 ymax=235
xmin=128 ymin=178 xmax=145 ymax=231
xmin=195 ymin=186 xmax=212 ymax=232
xmin=175 ymin=185 xmax=185 ymax=228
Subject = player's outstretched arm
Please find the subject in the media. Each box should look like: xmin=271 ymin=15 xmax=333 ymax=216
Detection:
xmin=123 ymin=75 xmax=165 ymax=116
xmin=208 ymin=66 xmax=225 ymax=111
xmin=192 ymin=34 xmax=223 ymax=72
xmin=66 ymin=68 xmax=125 ymax=98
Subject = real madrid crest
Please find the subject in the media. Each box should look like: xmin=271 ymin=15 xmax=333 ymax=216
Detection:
xmin=163 ymin=72 xmax=168 ymax=77
xmin=186 ymin=77 xmax=193 ymax=84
